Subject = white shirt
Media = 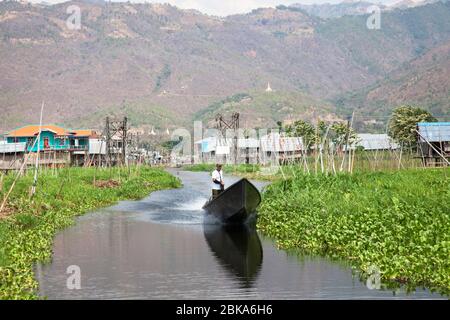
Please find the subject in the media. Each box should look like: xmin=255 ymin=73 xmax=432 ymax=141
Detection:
xmin=211 ymin=169 xmax=223 ymax=190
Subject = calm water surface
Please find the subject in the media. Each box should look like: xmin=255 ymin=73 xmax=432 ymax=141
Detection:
xmin=36 ymin=170 xmax=444 ymax=299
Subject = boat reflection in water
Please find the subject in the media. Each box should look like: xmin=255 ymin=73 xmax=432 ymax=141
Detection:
xmin=203 ymin=225 xmax=263 ymax=288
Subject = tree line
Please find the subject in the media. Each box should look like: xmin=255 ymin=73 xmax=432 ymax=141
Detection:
xmin=281 ymin=105 xmax=437 ymax=150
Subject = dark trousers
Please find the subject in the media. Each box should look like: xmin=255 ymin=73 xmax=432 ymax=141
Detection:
xmin=212 ymin=189 xmax=223 ymax=199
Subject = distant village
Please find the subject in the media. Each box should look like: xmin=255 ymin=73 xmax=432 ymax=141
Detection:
xmin=1 ymin=83 xmax=448 ymax=171
xmin=192 ymin=122 xmax=449 ymax=167
xmin=1 ymin=118 xmax=449 ymax=171
xmin=0 ymin=120 xmax=166 ymax=171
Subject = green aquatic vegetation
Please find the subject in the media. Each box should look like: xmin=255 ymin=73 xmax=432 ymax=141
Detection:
xmin=257 ymin=168 xmax=450 ymax=295
xmin=0 ymin=166 xmax=180 ymax=300
xmin=14 ymin=214 xmax=39 ymax=230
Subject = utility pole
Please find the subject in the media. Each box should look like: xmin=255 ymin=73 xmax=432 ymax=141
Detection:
xmin=215 ymin=112 xmax=240 ymax=164
xmin=104 ymin=116 xmax=129 ymax=167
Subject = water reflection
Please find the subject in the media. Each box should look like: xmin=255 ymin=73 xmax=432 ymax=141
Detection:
xmin=204 ymin=225 xmax=263 ymax=289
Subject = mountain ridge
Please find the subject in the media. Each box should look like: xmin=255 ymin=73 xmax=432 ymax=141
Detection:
xmin=1 ymin=0 xmax=450 ymax=133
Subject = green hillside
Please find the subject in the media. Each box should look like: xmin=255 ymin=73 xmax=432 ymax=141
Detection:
xmin=193 ymin=91 xmax=337 ymax=128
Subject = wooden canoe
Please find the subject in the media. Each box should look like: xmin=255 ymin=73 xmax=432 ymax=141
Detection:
xmin=203 ymin=178 xmax=261 ymax=224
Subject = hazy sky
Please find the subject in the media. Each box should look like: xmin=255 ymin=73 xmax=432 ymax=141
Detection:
xmin=26 ymin=0 xmax=405 ymax=16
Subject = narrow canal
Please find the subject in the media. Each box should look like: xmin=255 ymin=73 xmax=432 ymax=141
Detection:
xmin=36 ymin=170 xmax=442 ymax=299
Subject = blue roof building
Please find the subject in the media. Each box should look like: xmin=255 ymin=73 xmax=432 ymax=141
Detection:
xmin=417 ymin=122 xmax=450 ymax=166
xmin=418 ymin=122 xmax=450 ymax=142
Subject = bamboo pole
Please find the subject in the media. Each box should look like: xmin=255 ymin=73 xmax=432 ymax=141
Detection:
xmin=418 ymin=139 xmax=427 ymax=168
xmin=350 ymin=147 xmax=356 ymax=174
xmin=314 ymin=121 xmax=319 ymax=175
xmin=320 ymin=126 xmax=327 ymax=174
xmin=331 ymin=143 xmax=337 ymax=174
xmin=0 ymin=137 xmax=39 ymax=213
xmin=31 ymin=101 xmax=45 ymax=197
xmin=320 ymin=125 xmax=331 ymax=174
xmin=301 ymin=142 xmax=310 ymax=174
xmin=93 ymin=138 xmax=105 ymax=186
xmin=398 ymin=145 xmax=403 ymax=170
xmin=53 ymin=151 xmax=57 ymax=176
xmin=347 ymin=112 xmax=355 ymax=173
xmin=339 ymin=118 xmax=355 ymax=172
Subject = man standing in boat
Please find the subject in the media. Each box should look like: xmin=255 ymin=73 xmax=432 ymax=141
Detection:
xmin=211 ymin=164 xmax=225 ymax=199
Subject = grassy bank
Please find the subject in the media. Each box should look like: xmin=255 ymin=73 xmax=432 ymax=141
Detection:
xmin=0 ymin=166 xmax=180 ymax=299
xmin=258 ymin=168 xmax=450 ymax=295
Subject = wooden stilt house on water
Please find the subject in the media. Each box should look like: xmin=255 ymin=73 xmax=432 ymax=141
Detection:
xmin=417 ymin=122 xmax=450 ymax=166
xmin=0 ymin=125 xmax=99 ymax=169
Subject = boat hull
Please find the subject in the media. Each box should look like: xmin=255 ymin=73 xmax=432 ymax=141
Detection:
xmin=203 ymin=178 xmax=261 ymax=224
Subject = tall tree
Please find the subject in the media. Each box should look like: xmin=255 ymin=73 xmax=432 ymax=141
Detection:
xmin=285 ymin=120 xmax=315 ymax=148
xmin=330 ymin=122 xmax=358 ymax=147
xmin=388 ymin=106 xmax=437 ymax=145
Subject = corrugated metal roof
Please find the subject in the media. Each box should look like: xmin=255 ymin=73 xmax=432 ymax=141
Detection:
xmin=7 ymin=125 xmax=67 ymax=137
xmin=195 ymin=134 xmax=304 ymax=153
xmin=7 ymin=125 xmax=97 ymax=138
xmin=237 ymin=138 xmax=259 ymax=148
xmin=70 ymin=129 xmax=96 ymax=137
xmin=196 ymin=137 xmax=260 ymax=153
xmin=195 ymin=137 xmax=218 ymax=153
xmin=418 ymin=122 xmax=450 ymax=126
xmin=355 ymin=134 xmax=399 ymax=150
xmin=88 ymin=139 xmax=106 ymax=155
xmin=0 ymin=141 xmax=26 ymax=153
xmin=418 ymin=122 xmax=450 ymax=142
xmin=260 ymin=133 xmax=304 ymax=152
